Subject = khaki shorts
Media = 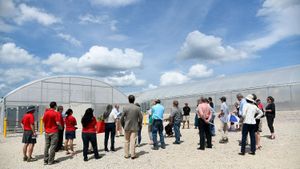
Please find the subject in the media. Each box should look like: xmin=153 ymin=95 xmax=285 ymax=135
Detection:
xmin=183 ymin=115 xmax=190 ymax=122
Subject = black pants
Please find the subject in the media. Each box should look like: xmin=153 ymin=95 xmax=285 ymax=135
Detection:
xmin=241 ymin=124 xmax=256 ymax=153
xmin=198 ymin=118 xmax=212 ymax=149
xmin=82 ymin=133 xmax=99 ymax=160
xmin=55 ymin=128 xmax=64 ymax=151
xmin=104 ymin=123 xmax=116 ymax=149
xmin=266 ymin=115 xmax=275 ymax=133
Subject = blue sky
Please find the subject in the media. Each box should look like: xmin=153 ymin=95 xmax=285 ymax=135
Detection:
xmin=0 ymin=0 xmax=299 ymax=96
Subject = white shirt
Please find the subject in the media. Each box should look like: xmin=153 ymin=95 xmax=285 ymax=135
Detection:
xmin=220 ymin=102 xmax=229 ymax=123
xmin=242 ymin=103 xmax=263 ymax=124
xmin=111 ymin=107 xmax=121 ymax=118
xmin=105 ymin=110 xmax=117 ymax=123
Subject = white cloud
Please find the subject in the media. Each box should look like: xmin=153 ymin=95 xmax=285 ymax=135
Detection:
xmin=107 ymin=34 xmax=128 ymax=41
xmin=142 ymin=83 xmax=158 ymax=91
xmin=15 ymin=4 xmax=60 ymax=26
xmin=0 ymin=0 xmax=17 ymax=18
xmin=78 ymin=45 xmax=143 ymax=71
xmin=187 ymin=64 xmax=213 ymax=78
xmin=160 ymin=71 xmax=190 ymax=86
xmin=91 ymin=0 xmax=139 ymax=7
xmin=177 ymin=31 xmax=248 ymax=62
xmin=243 ymin=0 xmax=300 ymax=51
xmin=103 ymin=72 xmax=146 ymax=86
xmin=57 ymin=33 xmax=82 ymax=47
xmin=42 ymin=53 xmax=79 ymax=73
xmin=0 ymin=68 xmax=48 ymax=85
xmin=0 ymin=20 xmax=14 ymax=32
xmin=79 ymin=14 xmax=118 ymax=31
xmin=0 ymin=43 xmax=37 ymax=64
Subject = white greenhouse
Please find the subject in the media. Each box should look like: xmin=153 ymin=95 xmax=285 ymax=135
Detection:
xmin=0 ymin=76 xmax=128 ymax=133
xmin=137 ymin=65 xmax=300 ymax=113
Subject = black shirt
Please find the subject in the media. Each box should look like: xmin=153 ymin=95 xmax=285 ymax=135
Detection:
xmin=183 ymin=106 xmax=191 ymax=116
xmin=265 ymin=103 xmax=276 ymax=117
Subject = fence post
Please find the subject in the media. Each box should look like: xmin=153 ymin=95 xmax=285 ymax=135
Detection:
xmin=39 ymin=117 xmax=43 ymax=135
xmin=3 ymin=117 xmax=7 ymax=138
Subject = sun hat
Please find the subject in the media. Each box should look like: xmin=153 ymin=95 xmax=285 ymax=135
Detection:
xmin=245 ymin=94 xmax=255 ymax=103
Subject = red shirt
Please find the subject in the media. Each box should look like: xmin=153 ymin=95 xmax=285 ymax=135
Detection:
xmin=258 ymin=103 xmax=264 ymax=111
xmin=82 ymin=117 xmax=96 ymax=133
xmin=22 ymin=113 xmax=34 ymax=131
xmin=65 ymin=115 xmax=77 ymax=131
xmin=57 ymin=112 xmax=64 ymax=127
xmin=43 ymin=108 xmax=60 ymax=133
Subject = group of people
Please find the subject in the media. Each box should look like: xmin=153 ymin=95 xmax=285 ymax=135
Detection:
xmin=20 ymin=93 xmax=276 ymax=165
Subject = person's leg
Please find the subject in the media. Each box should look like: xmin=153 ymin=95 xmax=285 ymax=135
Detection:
xmin=173 ymin=122 xmax=179 ymax=143
xmin=249 ymin=125 xmax=256 ymax=153
xmin=82 ymin=133 xmax=89 ymax=161
xmin=104 ymin=123 xmax=109 ymax=151
xmin=182 ymin=116 xmax=185 ymax=129
xmin=130 ymin=132 xmax=137 ymax=158
xmin=65 ymin=139 xmax=69 ymax=153
xmin=56 ymin=129 xmax=62 ymax=152
xmin=158 ymin=120 xmax=165 ymax=147
xmin=48 ymin=133 xmax=58 ymax=164
xmin=205 ymin=123 xmax=212 ymax=148
xmin=152 ymin=120 xmax=158 ymax=148
xmin=111 ymin=123 xmax=116 ymax=150
xmin=138 ymin=129 xmax=142 ymax=145
xmin=124 ymin=131 xmax=130 ymax=157
xmin=90 ymin=133 xmax=100 ymax=158
xmin=27 ymin=143 xmax=33 ymax=158
xmin=148 ymin=124 xmax=153 ymax=144
xmin=44 ymin=133 xmax=50 ymax=163
xmin=270 ymin=116 xmax=275 ymax=138
xmin=210 ymin=115 xmax=215 ymax=136
xmin=23 ymin=144 xmax=29 ymax=160
xmin=199 ymin=119 xmax=205 ymax=149
xmin=240 ymin=124 xmax=248 ymax=154
xmin=70 ymin=139 xmax=74 ymax=153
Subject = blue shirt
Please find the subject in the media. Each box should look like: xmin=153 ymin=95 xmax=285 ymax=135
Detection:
xmin=239 ymin=98 xmax=246 ymax=116
xmin=151 ymin=104 xmax=165 ymax=120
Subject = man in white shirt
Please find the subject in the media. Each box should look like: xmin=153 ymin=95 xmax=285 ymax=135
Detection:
xmin=218 ymin=96 xmax=229 ymax=143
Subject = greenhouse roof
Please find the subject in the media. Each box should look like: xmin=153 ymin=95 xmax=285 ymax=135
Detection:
xmin=136 ymin=65 xmax=300 ymax=102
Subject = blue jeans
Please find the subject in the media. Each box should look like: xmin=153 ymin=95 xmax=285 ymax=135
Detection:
xmin=138 ymin=127 xmax=142 ymax=144
xmin=152 ymin=119 xmax=165 ymax=147
xmin=241 ymin=124 xmax=256 ymax=153
xmin=173 ymin=122 xmax=181 ymax=143
xmin=210 ymin=115 xmax=216 ymax=135
xmin=104 ymin=123 xmax=116 ymax=149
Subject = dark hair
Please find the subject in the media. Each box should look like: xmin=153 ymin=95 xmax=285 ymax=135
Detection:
xmin=220 ymin=96 xmax=226 ymax=102
xmin=128 ymin=95 xmax=135 ymax=103
xmin=81 ymin=108 xmax=94 ymax=128
xmin=50 ymin=101 xmax=57 ymax=108
xmin=156 ymin=99 xmax=161 ymax=104
xmin=135 ymin=103 xmax=141 ymax=107
xmin=208 ymin=97 xmax=212 ymax=101
xmin=65 ymin=109 xmax=73 ymax=116
xmin=252 ymin=94 xmax=257 ymax=101
xmin=267 ymin=96 xmax=275 ymax=103
xmin=103 ymin=104 xmax=113 ymax=119
xmin=57 ymin=105 xmax=63 ymax=112
xmin=173 ymin=100 xmax=178 ymax=107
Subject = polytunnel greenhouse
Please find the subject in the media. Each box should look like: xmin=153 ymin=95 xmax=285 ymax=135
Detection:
xmin=0 ymin=76 xmax=128 ymax=133
xmin=137 ymin=65 xmax=300 ymax=113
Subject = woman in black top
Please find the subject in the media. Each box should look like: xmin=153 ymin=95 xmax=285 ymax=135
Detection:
xmin=265 ymin=96 xmax=276 ymax=139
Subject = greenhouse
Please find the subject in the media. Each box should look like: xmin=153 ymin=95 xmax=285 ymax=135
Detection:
xmin=0 ymin=76 xmax=128 ymax=133
xmin=137 ymin=65 xmax=300 ymax=113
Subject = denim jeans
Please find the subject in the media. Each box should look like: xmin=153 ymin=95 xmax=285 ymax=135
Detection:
xmin=104 ymin=123 xmax=116 ymax=149
xmin=210 ymin=115 xmax=216 ymax=135
xmin=152 ymin=119 xmax=165 ymax=147
xmin=241 ymin=124 xmax=256 ymax=153
xmin=82 ymin=132 xmax=99 ymax=160
xmin=138 ymin=127 xmax=142 ymax=144
xmin=173 ymin=122 xmax=181 ymax=143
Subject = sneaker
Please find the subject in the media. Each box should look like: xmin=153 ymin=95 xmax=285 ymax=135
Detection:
xmin=23 ymin=156 xmax=28 ymax=161
xmin=161 ymin=145 xmax=166 ymax=149
xmin=48 ymin=160 xmax=59 ymax=165
xmin=44 ymin=161 xmax=48 ymax=165
xmin=105 ymin=148 xmax=109 ymax=152
xmin=152 ymin=146 xmax=159 ymax=150
xmin=27 ymin=157 xmax=38 ymax=162
xmin=84 ymin=158 xmax=88 ymax=162
xmin=173 ymin=141 xmax=180 ymax=144
xmin=95 ymin=156 xmax=101 ymax=159
xmin=197 ymin=147 xmax=204 ymax=150
xmin=248 ymin=152 xmax=255 ymax=155
xmin=238 ymin=152 xmax=245 ymax=156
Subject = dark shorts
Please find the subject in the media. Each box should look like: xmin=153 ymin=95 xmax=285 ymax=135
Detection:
xmin=254 ymin=119 xmax=260 ymax=132
xmin=22 ymin=130 xmax=36 ymax=144
xmin=65 ymin=131 xmax=76 ymax=139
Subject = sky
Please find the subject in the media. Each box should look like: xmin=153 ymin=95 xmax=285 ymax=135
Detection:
xmin=0 ymin=0 xmax=299 ymax=97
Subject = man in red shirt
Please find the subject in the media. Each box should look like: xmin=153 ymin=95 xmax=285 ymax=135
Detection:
xmin=55 ymin=105 xmax=64 ymax=152
xmin=43 ymin=102 xmax=61 ymax=165
xmin=21 ymin=106 xmax=37 ymax=162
